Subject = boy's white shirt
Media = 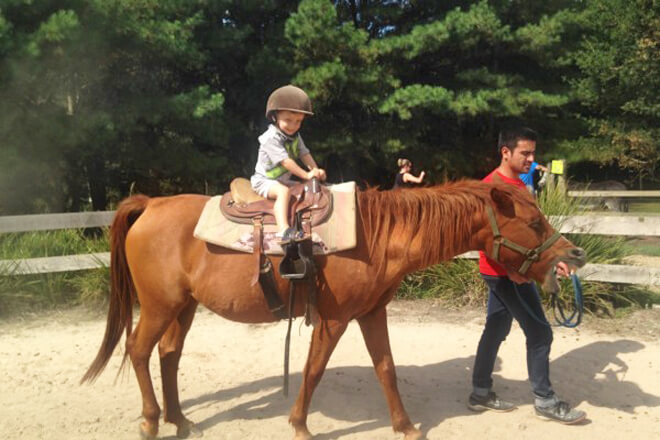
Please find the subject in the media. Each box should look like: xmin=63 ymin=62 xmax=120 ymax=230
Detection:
xmin=253 ymin=124 xmax=309 ymax=179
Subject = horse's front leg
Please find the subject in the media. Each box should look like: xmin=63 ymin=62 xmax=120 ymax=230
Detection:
xmin=158 ymin=298 xmax=202 ymax=439
xmin=289 ymin=319 xmax=348 ymax=440
xmin=357 ymin=306 xmax=422 ymax=440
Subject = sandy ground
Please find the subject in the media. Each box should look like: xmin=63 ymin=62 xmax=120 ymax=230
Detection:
xmin=1 ymin=302 xmax=659 ymax=440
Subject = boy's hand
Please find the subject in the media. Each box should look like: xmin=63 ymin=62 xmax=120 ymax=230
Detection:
xmin=307 ymin=168 xmax=326 ymax=181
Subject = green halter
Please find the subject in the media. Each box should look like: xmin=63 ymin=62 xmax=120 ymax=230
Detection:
xmin=485 ymin=204 xmax=562 ymax=275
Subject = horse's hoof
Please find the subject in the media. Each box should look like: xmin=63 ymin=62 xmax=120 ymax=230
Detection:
xmin=403 ymin=427 xmax=423 ymax=440
xmin=293 ymin=428 xmax=313 ymax=440
xmin=139 ymin=421 xmax=158 ymax=440
xmin=177 ymin=419 xmax=203 ymax=439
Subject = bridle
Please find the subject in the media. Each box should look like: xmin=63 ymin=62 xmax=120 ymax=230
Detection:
xmin=485 ymin=204 xmax=583 ymax=328
xmin=485 ymin=205 xmax=562 ymax=275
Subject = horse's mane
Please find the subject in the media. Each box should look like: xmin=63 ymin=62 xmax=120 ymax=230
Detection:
xmin=357 ymin=180 xmax=532 ymax=268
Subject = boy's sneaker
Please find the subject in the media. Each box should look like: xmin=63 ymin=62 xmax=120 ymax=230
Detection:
xmin=278 ymin=227 xmax=304 ymax=245
xmin=467 ymin=392 xmax=516 ymax=412
xmin=535 ymin=401 xmax=586 ymax=424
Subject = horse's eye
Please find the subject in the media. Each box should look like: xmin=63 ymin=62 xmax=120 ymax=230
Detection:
xmin=529 ymin=219 xmax=544 ymax=233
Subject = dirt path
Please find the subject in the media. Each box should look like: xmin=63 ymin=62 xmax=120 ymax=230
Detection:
xmin=1 ymin=302 xmax=659 ymax=440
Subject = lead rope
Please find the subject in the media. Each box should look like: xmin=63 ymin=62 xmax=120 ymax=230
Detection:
xmin=551 ymin=274 xmax=584 ymax=328
xmin=513 ymin=274 xmax=584 ymax=328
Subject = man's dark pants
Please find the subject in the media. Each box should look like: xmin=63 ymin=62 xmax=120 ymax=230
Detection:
xmin=472 ymin=275 xmax=555 ymax=398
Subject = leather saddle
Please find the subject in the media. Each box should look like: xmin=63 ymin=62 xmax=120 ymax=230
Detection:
xmin=220 ymin=177 xmax=333 ymax=227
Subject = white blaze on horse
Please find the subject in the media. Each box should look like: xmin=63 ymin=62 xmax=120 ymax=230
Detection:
xmin=81 ymin=180 xmax=586 ymax=440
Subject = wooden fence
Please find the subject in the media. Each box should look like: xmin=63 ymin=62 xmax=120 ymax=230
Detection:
xmin=0 ymin=211 xmax=659 ymax=285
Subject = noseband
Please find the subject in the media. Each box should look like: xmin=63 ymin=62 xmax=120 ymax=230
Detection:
xmin=486 ymin=205 xmax=562 ymax=275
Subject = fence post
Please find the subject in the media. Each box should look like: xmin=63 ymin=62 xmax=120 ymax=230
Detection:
xmin=548 ymin=159 xmax=567 ymax=194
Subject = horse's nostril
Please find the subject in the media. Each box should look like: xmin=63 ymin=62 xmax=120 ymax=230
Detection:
xmin=571 ymin=248 xmax=586 ymax=258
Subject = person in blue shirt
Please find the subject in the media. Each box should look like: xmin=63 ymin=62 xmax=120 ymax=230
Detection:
xmin=519 ymin=161 xmax=548 ymax=195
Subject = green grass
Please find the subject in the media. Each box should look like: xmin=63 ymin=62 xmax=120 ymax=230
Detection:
xmin=397 ymin=259 xmax=486 ymax=307
xmin=0 ymin=229 xmax=110 ymax=315
xmin=628 ymin=244 xmax=660 ymax=257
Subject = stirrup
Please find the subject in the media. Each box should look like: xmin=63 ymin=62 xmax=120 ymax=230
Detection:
xmin=279 ymin=251 xmax=311 ymax=279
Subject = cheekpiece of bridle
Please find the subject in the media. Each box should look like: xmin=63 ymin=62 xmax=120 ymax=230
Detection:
xmin=485 ymin=205 xmax=562 ymax=275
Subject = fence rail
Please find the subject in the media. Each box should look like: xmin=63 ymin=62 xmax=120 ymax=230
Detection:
xmin=552 ymin=215 xmax=660 ymax=236
xmin=0 ymin=211 xmax=115 ymax=233
xmin=1 ymin=211 xmax=659 ymax=285
xmin=568 ymin=190 xmax=660 ymax=198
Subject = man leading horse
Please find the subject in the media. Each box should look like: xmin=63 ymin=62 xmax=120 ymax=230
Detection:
xmin=468 ymin=126 xmax=587 ymax=424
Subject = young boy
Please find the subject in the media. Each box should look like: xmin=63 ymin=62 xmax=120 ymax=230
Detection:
xmin=250 ymin=85 xmax=326 ymax=243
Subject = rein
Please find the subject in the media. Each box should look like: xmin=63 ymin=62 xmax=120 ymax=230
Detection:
xmin=513 ymin=274 xmax=584 ymax=328
xmin=485 ymin=204 xmax=583 ymax=328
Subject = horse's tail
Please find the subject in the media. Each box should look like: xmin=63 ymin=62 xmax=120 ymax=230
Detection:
xmin=81 ymin=194 xmax=149 ymax=384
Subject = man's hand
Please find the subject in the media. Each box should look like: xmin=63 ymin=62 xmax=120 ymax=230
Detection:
xmin=556 ymin=261 xmax=571 ymax=278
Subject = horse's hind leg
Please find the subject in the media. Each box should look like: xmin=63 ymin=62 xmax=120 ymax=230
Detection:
xmin=289 ymin=319 xmax=348 ymax=440
xmin=357 ymin=306 xmax=421 ymax=440
xmin=158 ymin=297 xmax=201 ymax=438
xmin=126 ymin=304 xmax=181 ymax=439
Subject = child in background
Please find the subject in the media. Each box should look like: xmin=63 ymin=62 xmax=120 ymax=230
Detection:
xmin=250 ymin=85 xmax=326 ymax=243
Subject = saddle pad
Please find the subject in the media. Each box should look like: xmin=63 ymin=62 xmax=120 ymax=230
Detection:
xmin=193 ymin=181 xmax=357 ymax=255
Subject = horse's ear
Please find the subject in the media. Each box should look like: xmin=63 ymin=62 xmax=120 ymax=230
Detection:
xmin=491 ymin=187 xmax=515 ymax=217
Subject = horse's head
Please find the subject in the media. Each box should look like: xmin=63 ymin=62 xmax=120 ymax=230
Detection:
xmin=481 ymin=185 xmax=586 ymax=293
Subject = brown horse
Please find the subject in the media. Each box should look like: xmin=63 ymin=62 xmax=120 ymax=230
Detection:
xmin=82 ymin=180 xmax=586 ymax=440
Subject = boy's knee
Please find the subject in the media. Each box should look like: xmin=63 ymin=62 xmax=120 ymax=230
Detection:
xmin=269 ymin=183 xmax=290 ymax=200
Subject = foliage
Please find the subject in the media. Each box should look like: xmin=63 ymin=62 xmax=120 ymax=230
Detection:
xmin=561 ymin=0 xmax=660 ymax=186
xmin=3 ymin=0 xmax=654 ymax=214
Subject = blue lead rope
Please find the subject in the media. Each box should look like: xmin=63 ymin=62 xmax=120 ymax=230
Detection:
xmin=551 ymin=274 xmax=584 ymax=328
xmin=514 ymin=274 xmax=584 ymax=328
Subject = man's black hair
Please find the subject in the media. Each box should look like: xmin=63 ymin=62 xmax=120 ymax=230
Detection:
xmin=497 ymin=127 xmax=538 ymax=154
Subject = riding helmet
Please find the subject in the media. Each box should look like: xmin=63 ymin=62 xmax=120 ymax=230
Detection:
xmin=265 ymin=85 xmax=314 ymax=120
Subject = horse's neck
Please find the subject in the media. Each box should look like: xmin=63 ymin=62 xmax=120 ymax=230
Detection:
xmin=365 ymin=205 xmax=485 ymax=277
xmin=402 ymin=210 xmax=482 ymax=272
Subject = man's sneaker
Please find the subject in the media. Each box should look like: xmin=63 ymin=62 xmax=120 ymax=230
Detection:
xmin=535 ymin=401 xmax=586 ymax=424
xmin=467 ymin=392 xmax=516 ymax=412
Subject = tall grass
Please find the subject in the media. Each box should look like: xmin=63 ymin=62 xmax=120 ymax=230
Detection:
xmin=397 ymin=259 xmax=485 ymax=307
xmin=398 ymin=183 xmax=659 ymax=314
xmin=0 ymin=229 xmax=110 ymax=315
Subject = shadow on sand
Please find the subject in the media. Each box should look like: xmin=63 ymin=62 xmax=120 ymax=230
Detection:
xmin=170 ymin=339 xmax=658 ymax=439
